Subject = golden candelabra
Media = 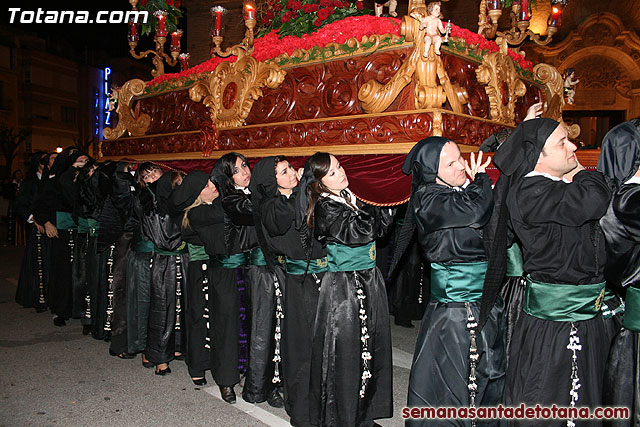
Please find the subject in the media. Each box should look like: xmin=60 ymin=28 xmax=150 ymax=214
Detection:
xmin=127 ymin=0 xmax=185 ymax=77
xmin=210 ymin=0 xmax=257 ymax=58
xmin=478 ymin=0 xmax=568 ymax=46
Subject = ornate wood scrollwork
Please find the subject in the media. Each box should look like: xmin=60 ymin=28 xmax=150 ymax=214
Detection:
xmin=189 ymin=56 xmax=286 ymax=129
xmin=358 ymin=1 xmax=467 ymax=114
xmin=103 ymin=79 xmax=151 ymax=140
xmin=533 ymin=63 xmax=580 ymax=138
xmin=475 ymin=41 xmax=526 ymax=125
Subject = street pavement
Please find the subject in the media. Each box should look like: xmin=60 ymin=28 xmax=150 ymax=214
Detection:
xmin=0 ymin=225 xmax=420 ymax=427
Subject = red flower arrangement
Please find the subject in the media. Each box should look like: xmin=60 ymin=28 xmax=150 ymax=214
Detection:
xmin=145 ymin=16 xmax=533 ymax=90
xmin=257 ymin=0 xmax=371 ymax=38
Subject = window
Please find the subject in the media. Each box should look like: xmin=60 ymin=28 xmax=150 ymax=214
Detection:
xmin=61 ymin=106 xmax=76 ymax=124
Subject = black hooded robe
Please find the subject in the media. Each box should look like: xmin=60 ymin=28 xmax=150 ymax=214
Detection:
xmin=223 ymin=187 xmax=280 ymax=403
xmin=262 ymin=191 xmax=327 ymax=427
xmin=189 ymin=199 xmax=241 ymax=387
xmin=141 ymin=173 xmax=188 ymax=365
xmin=598 ymin=120 xmax=640 ymax=427
xmin=406 ymin=175 xmax=505 ymax=427
xmin=505 ymin=171 xmax=611 ymax=423
xmin=309 ymin=195 xmax=394 ymax=427
xmin=15 ymin=154 xmax=50 ymax=310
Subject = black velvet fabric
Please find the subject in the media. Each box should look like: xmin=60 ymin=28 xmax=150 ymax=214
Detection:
xmin=407 ymin=299 xmax=505 ymax=427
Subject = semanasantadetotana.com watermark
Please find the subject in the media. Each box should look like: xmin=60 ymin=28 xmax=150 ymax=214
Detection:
xmin=8 ymin=8 xmax=149 ymax=24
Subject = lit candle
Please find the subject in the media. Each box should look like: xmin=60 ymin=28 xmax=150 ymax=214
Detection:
xmin=155 ymin=10 xmax=168 ymax=37
xmin=170 ymin=30 xmax=182 ymax=52
xmin=518 ymin=0 xmax=531 ymax=21
xmin=547 ymin=3 xmax=564 ymax=28
xmin=243 ymin=0 xmax=257 ymax=21
xmin=487 ymin=0 xmax=501 ymax=10
xmin=211 ymin=5 xmax=226 ymax=37
xmin=128 ymin=20 xmax=139 ymax=43
xmin=179 ymin=53 xmax=190 ymax=71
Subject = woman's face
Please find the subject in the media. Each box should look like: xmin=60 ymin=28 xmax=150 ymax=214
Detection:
xmin=200 ymin=180 xmax=219 ymax=203
xmin=275 ymin=160 xmax=298 ymax=193
xmin=142 ymin=167 xmax=163 ymax=184
xmin=320 ymin=154 xmax=348 ymax=193
xmin=232 ymin=156 xmax=251 ymax=188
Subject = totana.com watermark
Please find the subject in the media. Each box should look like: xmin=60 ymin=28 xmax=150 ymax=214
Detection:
xmin=8 ymin=8 xmax=148 ymax=24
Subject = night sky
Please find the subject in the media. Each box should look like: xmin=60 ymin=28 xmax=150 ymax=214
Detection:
xmin=4 ymin=1 xmax=145 ymax=65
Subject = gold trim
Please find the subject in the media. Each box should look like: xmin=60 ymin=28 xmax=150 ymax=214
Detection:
xmin=103 ymin=79 xmax=151 ymax=140
xmin=189 ymin=56 xmax=286 ymax=129
xmin=475 ymin=40 xmax=526 ymax=126
xmin=358 ymin=10 xmax=468 ymax=114
xmin=99 ymin=142 xmax=482 ymax=161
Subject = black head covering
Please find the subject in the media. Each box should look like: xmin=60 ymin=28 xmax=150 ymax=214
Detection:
xmin=169 ymin=170 xmax=210 ymax=215
xmin=294 ymin=161 xmax=315 ymax=231
xmin=389 ymin=137 xmax=450 ymax=277
xmin=49 ymin=147 xmax=80 ymax=177
xmin=479 ymin=118 xmax=559 ymax=328
xmin=249 ymin=156 xmax=280 ymax=272
xmin=597 ymin=119 xmax=640 ymax=190
xmin=209 ymin=159 xmax=229 ymax=197
xmin=154 ymin=172 xmax=175 ymax=217
xmin=27 ymin=152 xmax=47 ymax=180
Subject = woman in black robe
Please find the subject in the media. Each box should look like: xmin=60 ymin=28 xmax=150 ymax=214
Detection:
xmin=96 ymin=161 xmax=138 ymax=357
xmin=72 ymin=159 xmax=101 ymax=335
xmin=302 ymin=152 xmax=394 ymax=427
xmin=15 ymin=152 xmax=50 ymax=311
xmin=170 ymin=170 xmax=223 ymax=385
xmin=33 ymin=148 xmax=88 ymax=326
xmin=213 ymin=152 xmax=283 ymax=407
xmin=598 ymin=119 xmax=640 ymax=427
xmin=140 ymin=170 xmax=188 ymax=375
xmin=254 ymin=155 xmax=328 ymax=427
xmin=127 ymin=163 xmax=161 ymax=365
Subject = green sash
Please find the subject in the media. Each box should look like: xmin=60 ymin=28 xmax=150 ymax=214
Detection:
xmin=187 ymin=244 xmax=209 ymax=261
xmin=211 ymin=253 xmax=248 ymax=269
xmin=155 ymin=241 xmax=187 ymax=256
xmin=430 ymin=261 xmax=487 ymax=303
xmin=133 ymin=236 xmax=156 ymax=253
xmin=77 ymin=217 xmax=89 ymax=234
xmin=505 ymin=244 xmax=524 ymax=277
xmin=56 ymin=211 xmax=77 ymax=231
xmin=87 ymin=219 xmax=100 ymax=237
xmin=326 ymin=242 xmax=376 ymax=272
xmin=285 ymin=256 xmax=329 ymax=275
xmin=524 ymin=275 xmax=606 ymax=322
xmin=623 ymin=287 xmax=640 ymax=332
xmin=248 ymin=248 xmax=267 ymax=266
